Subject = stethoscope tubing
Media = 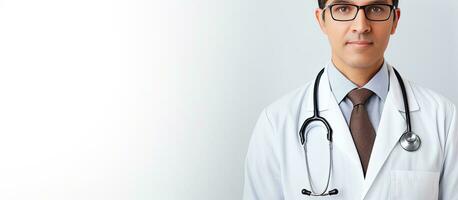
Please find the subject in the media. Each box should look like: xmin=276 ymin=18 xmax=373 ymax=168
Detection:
xmin=393 ymin=68 xmax=412 ymax=133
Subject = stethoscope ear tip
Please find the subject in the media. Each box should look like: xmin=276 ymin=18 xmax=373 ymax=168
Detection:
xmin=328 ymin=189 xmax=338 ymax=195
xmin=301 ymin=189 xmax=311 ymax=195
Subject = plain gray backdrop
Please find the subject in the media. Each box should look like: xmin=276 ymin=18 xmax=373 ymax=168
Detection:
xmin=155 ymin=0 xmax=458 ymax=200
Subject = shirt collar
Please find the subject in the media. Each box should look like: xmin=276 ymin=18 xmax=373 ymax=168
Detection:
xmin=327 ymin=60 xmax=390 ymax=104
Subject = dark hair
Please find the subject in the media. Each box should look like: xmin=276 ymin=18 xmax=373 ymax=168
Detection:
xmin=318 ymin=0 xmax=399 ymax=9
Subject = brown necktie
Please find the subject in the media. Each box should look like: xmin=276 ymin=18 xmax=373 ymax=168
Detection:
xmin=347 ymin=88 xmax=375 ymax=177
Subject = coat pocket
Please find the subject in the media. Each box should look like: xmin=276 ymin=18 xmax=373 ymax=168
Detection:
xmin=390 ymin=170 xmax=440 ymax=200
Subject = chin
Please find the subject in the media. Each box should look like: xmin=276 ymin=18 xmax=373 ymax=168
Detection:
xmin=343 ymin=55 xmax=380 ymax=68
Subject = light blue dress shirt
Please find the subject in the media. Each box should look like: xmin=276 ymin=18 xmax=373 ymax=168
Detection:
xmin=327 ymin=61 xmax=390 ymax=132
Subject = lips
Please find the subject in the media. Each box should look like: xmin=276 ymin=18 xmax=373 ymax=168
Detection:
xmin=346 ymin=41 xmax=373 ymax=45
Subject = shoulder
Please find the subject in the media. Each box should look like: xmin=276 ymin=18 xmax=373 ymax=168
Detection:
xmin=261 ymin=81 xmax=314 ymax=126
xmin=408 ymin=80 xmax=456 ymax=113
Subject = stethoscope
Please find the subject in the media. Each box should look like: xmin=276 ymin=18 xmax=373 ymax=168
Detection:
xmin=298 ymin=67 xmax=421 ymax=197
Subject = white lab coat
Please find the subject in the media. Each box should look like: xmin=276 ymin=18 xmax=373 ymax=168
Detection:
xmin=243 ymin=64 xmax=458 ymax=200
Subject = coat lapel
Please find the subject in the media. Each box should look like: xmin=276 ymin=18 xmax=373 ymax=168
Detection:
xmin=361 ymin=65 xmax=420 ymax=199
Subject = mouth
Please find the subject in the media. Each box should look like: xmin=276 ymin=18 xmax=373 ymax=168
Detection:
xmin=346 ymin=41 xmax=374 ymax=46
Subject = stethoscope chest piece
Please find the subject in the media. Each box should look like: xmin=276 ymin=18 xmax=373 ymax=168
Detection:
xmin=399 ymin=131 xmax=421 ymax=152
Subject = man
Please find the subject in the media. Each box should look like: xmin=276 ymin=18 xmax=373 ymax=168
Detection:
xmin=243 ymin=0 xmax=457 ymax=199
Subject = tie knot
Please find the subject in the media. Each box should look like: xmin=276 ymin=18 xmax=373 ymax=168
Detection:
xmin=347 ymin=88 xmax=374 ymax=106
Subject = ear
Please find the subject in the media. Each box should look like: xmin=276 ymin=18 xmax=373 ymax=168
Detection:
xmin=315 ymin=8 xmax=328 ymax=35
xmin=390 ymin=8 xmax=401 ymax=34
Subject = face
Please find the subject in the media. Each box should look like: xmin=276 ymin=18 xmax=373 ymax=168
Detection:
xmin=315 ymin=0 xmax=401 ymax=69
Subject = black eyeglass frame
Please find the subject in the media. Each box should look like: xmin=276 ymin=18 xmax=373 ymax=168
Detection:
xmin=322 ymin=3 xmax=396 ymax=22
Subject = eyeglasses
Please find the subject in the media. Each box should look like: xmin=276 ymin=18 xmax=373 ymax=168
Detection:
xmin=323 ymin=4 xmax=395 ymax=21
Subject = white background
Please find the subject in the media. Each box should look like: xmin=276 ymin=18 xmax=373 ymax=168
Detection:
xmin=0 ymin=0 xmax=457 ymax=199
xmin=0 ymin=0 xmax=154 ymax=199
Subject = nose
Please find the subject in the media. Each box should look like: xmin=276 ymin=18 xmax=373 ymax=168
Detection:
xmin=352 ymin=9 xmax=371 ymax=34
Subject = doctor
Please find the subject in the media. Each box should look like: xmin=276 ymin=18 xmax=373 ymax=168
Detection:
xmin=243 ymin=0 xmax=458 ymax=199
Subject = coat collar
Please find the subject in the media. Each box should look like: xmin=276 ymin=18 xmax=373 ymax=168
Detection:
xmin=387 ymin=63 xmax=420 ymax=113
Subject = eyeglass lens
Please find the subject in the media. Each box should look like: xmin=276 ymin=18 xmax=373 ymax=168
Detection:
xmin=331 ymin=4 xmax=392 ymax=21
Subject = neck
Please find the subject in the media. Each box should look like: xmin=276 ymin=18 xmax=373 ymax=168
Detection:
xmin=331 ymin=56 xmax=385 ymax=87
